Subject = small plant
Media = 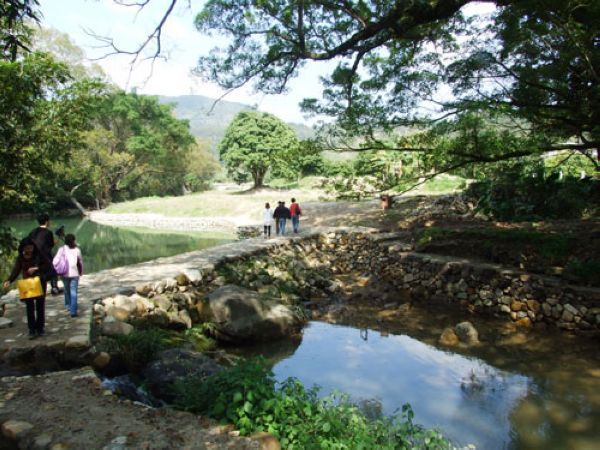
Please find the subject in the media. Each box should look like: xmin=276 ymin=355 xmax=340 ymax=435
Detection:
xmin=102 ymin=327 xmax=175 ymax=372
xmin=174 ymin=357 xmax=451 ymax=449
xmin=182 ymin=323 xmax=217 ymax=352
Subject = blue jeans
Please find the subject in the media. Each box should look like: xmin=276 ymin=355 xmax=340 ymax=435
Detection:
xmin=278 ymin=219 xmax=287 ymax=235
xmin=62 ymin=277 xmax=79 ymax=316
xmin=292 ymin=216 xmax=300 ymax=233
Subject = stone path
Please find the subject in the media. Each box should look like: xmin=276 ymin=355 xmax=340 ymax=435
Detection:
xmin=0 ymin=227 xmax=371 ymax=367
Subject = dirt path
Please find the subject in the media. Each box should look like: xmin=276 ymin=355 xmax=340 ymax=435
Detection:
xmin=0 ymin=368 xmax=259 ymax=449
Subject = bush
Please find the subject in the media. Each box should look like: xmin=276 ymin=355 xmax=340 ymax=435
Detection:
xmin=465 ymin=163 xmax=599 ymax=220
xmin=174 ymin=357 xmax=450 ymax=449
xmin=102 ymin=328 xmax=175 ymax=372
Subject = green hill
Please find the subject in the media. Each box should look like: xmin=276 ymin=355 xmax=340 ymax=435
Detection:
xmin=158 ymin=95 xmax=313 ymax=151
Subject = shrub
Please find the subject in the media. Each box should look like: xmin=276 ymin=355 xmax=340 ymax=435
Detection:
xmin=102 ymin=328 xmax=175 ymax=372
xmin=465 ymin=163 xmax=599 ymax=220
xmin=174 ymin=357 xmax=450 ymax=449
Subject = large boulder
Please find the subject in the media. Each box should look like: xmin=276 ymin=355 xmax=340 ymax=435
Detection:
xmin=141 ymin=348 xmax=223 ymax=402
xmin=207 ymin=285 xmax=306 ymax=343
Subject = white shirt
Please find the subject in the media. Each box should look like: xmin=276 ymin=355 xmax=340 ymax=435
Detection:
xmin=62 ymin=246 xmax=83 ymax=278
xmin=263 ymin=208 xmax=273 ymax=225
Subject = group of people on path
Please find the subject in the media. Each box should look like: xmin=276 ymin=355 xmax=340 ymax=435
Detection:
xmin=262 ymin=198 xmax=302 ymax=238
xmin=2 ymin=213 xmax=83 ymax=339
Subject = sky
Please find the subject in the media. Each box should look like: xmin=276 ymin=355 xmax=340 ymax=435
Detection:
xmin=38 ymin=0 xmax=495 ymax=125
xmin=39 ymin=0 xmax=333 ymax=124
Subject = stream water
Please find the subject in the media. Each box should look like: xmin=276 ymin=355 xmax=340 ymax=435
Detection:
xmin=232 ymin=317 xmax=600 ymax=450
xmin=5 ymin=216 xmax=233 ymax=273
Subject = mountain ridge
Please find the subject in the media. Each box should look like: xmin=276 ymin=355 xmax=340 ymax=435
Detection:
xmin=157 ymin=94 xmax=313 ymax=151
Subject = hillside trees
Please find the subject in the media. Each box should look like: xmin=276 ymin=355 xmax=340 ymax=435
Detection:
xmin=219 ymin=111 xmax=300 ymax=188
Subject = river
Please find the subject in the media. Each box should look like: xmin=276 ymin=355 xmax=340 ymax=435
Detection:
xmin=5 ymin=216 xmax=233 ymax=273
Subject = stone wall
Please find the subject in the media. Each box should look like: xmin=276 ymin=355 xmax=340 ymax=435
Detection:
xmin=107 ymin=229 xmax=600 ymax=333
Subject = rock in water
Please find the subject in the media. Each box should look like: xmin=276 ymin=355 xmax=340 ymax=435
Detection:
xmin=141 ymin=348 xmax=223 ymax=401
xmin=454 ymin=321 xmax=479 ymax=345
xmin=438 ymin=327 xmax=459 ymax=346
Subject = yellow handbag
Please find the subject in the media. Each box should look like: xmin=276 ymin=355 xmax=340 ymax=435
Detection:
xmin=17 ymin=276 xmax=43 ymax=300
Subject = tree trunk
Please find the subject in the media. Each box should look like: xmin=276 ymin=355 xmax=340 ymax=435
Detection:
xmin=253 ymin=170 xmax=265 ymax=188
xmin=69 ymin=184 xmax=89 ymax=216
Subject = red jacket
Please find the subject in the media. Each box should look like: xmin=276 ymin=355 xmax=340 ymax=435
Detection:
xmin=290 ymin=203 xmax=301 ymax=217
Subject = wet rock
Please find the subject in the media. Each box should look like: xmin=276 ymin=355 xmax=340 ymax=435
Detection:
xmin=439 ymin=328 xmax=459 ymax=346
xmin=142 ymin=348 xmax=223 ymax=402
xmin=454 ymin=322 xmax=479 ymax=345
xmin=0 ymin=317 xmax=13 ymax=329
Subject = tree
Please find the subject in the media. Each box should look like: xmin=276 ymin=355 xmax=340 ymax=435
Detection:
xmin=72 ymin=91 xmax=197 ymax=207
xmin=218 ymin=111 xmax=299 ymax=188
xmin=0 ymin=0 xmax=39 ymax=61
xmin=190 ymin=0 xmax=599 ymax=173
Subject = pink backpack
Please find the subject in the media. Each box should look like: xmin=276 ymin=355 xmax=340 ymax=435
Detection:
xmin=53 ymin=246 xmax=69 ymax=276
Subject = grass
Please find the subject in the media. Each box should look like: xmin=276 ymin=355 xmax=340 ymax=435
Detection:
xmin=411 ymin=175 xmax=468 ymax=195
xmin=105 ymin=185 xmax=325 ymax=218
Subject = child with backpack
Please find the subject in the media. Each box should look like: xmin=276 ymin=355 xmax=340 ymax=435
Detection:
xmin=53 ymin=234 xmax=83 ymax=317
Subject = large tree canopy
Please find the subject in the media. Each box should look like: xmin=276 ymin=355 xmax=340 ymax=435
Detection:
xmin=219 ymin=111 xmax=300 ymax=188
xmin=191 ymin=0 xmax=599 ymax=171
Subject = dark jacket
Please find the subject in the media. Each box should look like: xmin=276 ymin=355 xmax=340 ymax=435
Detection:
xmin=273 ymin=205 xmax=291 ymax=220
xmin=8 ymin=254 xmax=41 ymax=283
xmin=29 ymin=227 xmax=55 ymax=276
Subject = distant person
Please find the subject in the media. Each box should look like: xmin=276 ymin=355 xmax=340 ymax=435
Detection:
xmin=3 ymin=237 xmax=46 ymax=338
xmin=54 ymin=234 xmax=83 ymax=317
xmin=275 ymin=201 xmax=291 ymax=235
xmin=290 ymin=198 xmax=302 ymax=233
xmin=273 ymin=201 xmax=285 ymax=236
xmin=28 ymin=213 xmax=57 ymax=295
xmin=263 ymin=202 xmax=273 ymax=238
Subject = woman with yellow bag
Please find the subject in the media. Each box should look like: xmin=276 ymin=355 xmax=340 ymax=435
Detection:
xmin=3 ymin=236 xmax=47 ymax=339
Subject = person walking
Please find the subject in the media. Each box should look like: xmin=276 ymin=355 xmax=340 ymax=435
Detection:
xmin=290 ymin=198 xmax=302 ymax=233
xmin=54 ymin=234 xmax=83 ymax=317
xmin=273 ymin=201 xmax=285 ymax=236
xmin=263 ymin=202 xmax=273 ymax=238
xmin=3 ymin=237 xmax=46 ymax=338
xmin=278 ymin=201 xmax=291 ymax=235
xmin=28 ymin=213 xmax=58 ymax=295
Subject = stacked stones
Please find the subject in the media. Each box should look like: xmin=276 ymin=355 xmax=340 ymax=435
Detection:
xmin=237 ymin=226 xmax=262 ymax=240
xmin=379 ymin=252 xmax=600 ymax=331
xmin=95 ymin=271 xmax=218 ymax=336
xmin=93 ymin=228 xmax=599 ymax=337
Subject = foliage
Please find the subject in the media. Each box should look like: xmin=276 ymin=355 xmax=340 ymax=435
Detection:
xmin=174 ymin=357 xmax=450 ymax=449
xmin=218 ymin=111 xmax=300 ymax=188
xmin=465 ymin=160 xmax=600 ymax=220
xmin=0 ymin=0 xmax=39 ymax=61
xmin=101 ymin=328 xmax=175 ymax=373
xmin=192 ymin=0 xmax=599 ymax=202
xmin=416 ymin=227 xmax=573 ymax=265
xmin=181 ymin=323 xmax=217 ymax=352
xmin=565 ymin=259 xmax=600 ymax=286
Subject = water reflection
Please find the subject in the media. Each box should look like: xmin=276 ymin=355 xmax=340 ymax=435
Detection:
xmin=242 ymin=321 xmax=600 ymax=450
xmin=7 ymin=216 xmax=233 ymax=273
